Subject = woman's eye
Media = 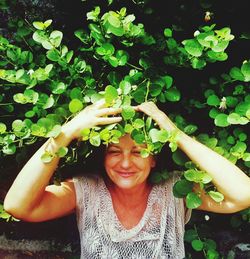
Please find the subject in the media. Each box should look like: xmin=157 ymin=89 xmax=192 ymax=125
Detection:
xmin=108 ymin=150 xmax=120 ymax=154
xmin=132 ymin=151 xmax=141 ymax=155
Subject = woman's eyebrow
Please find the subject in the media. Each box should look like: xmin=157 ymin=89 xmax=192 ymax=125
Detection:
xmin=132 ymin=145 xmax=146 ymax=149
xmin=107 ymin=145 xmax=120 ymax=149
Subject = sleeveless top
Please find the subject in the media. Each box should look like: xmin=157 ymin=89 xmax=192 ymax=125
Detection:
xmin=73 ymin=173 xmax=191 ymax=259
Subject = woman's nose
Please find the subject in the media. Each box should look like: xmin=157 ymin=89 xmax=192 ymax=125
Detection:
xmin=120 ymin=154 xmax=132 ymax=168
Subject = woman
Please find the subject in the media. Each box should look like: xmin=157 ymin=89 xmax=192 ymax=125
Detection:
xmin=4 ymin=101 xmax=250 ymax=259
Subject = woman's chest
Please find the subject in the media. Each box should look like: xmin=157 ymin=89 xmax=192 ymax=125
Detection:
xmin=111 ymin=198 xmax=148 ymax=230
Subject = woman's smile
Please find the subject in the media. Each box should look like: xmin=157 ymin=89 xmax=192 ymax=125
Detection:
xmin=104 ymin=134 xmax=156 ymax=190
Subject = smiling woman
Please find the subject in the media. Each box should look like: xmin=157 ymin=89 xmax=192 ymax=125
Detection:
xmin=3 ymin=100 xmax=250 ymax=259
xmin=104 ymin=134 xmax=155 ymax=190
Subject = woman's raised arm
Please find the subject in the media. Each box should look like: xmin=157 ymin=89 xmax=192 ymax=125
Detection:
xmin=4 ymin=100 xmax=122 ymax=222
xmin=137 ymin=102 xmax=250 ymax=213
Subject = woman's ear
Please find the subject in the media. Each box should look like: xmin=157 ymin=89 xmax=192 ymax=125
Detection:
xmin=151 ymin=156 xmax=156 ymax=168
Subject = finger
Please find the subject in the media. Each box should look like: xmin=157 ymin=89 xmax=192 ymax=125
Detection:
xmin=132 ymin=105 xmax=140 ymax=111
xmin=137 ymin=103 xmax=154 ymax=114
xmin=93 ymin=98 xmax=106 ymax=109
xmin=97 ymin=117 xmax=122 ymax=125
xmin=96 ymin=107 xmax=122 ymax=116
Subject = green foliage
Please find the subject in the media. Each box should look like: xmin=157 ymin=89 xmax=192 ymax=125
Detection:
xmin=185 ymin=226 xmax=220 ymax=258
xmin=0 ymin=1 xmax=249 ymax=256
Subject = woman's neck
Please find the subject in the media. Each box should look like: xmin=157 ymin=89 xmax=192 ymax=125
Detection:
xmin=105 ymin=178 xmax=152 ymax=209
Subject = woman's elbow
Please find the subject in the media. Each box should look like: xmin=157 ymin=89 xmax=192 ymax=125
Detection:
xmin=3 ymin=196 xmax=32 ymax=221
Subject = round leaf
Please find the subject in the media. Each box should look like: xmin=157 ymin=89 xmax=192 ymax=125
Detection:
xmin=191 ymin=239 xmax=204 ymax=251
xmin=186 ymin=192 xmax=202 ymax=209
xmin=208 ymin=191 xmax=224 ymax=202
xmin=183 ymin=39 xmax=203 ymax=57
xmin=69 ymin=99 xmax=83 ymax=113
xmin=165 ymin=87 xmax=181 ymax=102
xmin=214 ymin=114 xmax=229 ymax=127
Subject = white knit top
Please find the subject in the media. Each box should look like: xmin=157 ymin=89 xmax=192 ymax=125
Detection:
xmin=73 ymin=173 xmax=191 ymax=259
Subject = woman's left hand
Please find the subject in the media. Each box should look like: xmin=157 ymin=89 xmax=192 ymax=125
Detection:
xmin=136 ymin=102 xmax=177 ymax=132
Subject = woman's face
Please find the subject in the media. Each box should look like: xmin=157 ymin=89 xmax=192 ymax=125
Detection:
xmin=104 ymin=134 xmax=155 ymax=190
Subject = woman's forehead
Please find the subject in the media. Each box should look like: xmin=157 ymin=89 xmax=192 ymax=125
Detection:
xmin=107 ymin=134 xmax=147 ymax=148
xmin=108 ymin=143 xmax=145 ymax=148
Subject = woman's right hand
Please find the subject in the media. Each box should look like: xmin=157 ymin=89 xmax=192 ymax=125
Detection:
xmin=62 ymin=99 xmax=122 ymax=141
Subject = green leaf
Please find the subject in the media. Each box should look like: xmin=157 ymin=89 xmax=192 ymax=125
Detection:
xmin=184 ymin=125 xmax=198 ymax=135
xmin=173 ymin=179 xmax=193 ymax=198
xmin=227 ymin=113 xmax=242 ymax=124
xmin=207 ymin=51 xmax=228 ymax=61
xmin=32 ymin=30 xmax=47 ymax=43
xmin=133 ymin=133 xmax=145 ymax=144
xmin=56 ymin=147 xmax=68 ymax=158
xmin=90 ymin=132 xmax=101 ymax=146
xmin=96 ymin=43 xmax=115 ymax=56
xmin=162 ymin=75 xmax=173 ymax=89
xmin=172 ymin=150 xmax=189 ymax=166
xmin=231 ymin=141 xmax=247 ymax=155
xmin=43 ymin=95 xmax=54 ymax=109
xmin=186 ymin=192 xmax=202 ymax=209
xmin=230 ymin=67 xmax=245 ymax=81
xmin=42 ymin=40 xmax=54 ymax=50
xmin=122 ymin=105 xmax=135 ymax=120
xmin=108 ymin=56 xmax=119 ymax=67
xmin=52 ymin=82 xmax=67 ymax=94
xmin=183 ymin=39 xmax=203 ymax=57
xmin=119 ymin=80 xmax=131 ymax=95
xmin=41 ymin=151 xmax=54 ymax=163
xmin=150 ymin=84 xmax=162 ymax=97
xmin=33 ymin=21 xmax=45 ymax=30
xmin=107 ymin=24 xmax=125 ymax=36
xmin=242 ymin=153 xmax=250 ymax=162
xmin=47 ymin=49 xmax=60 ymax=61
xmin=124 ymin=124 xmax=133 ymax=133
xmin=207 ymin=94 xmax=220 ymax=106
xmin=235 ymin=102 xmax=250 ymax=116
xmin=133 ymin=89 xmax=146 ymax=103
xmin=50 ymin=30 xmax=63 ymax=48
xmin=0 ymin=123 xmax=7 ymax=134
xmin=3 ymin=143 xmax=16 ymax=155
xmin=208 ymin=191 xmax=224 ymax=202
xmin=211 ymin=40 xmax=229 ymax=52
xmin=204 ymin=239 xmax=217 ymax=251
xmin=105 ymin=85 xmax=118 ymax=105
xmin=140 ymin=149 xmax=150 ymax=158
xmin=191 ymin=58 xmax=206 ymax=69
xmin=184 ymin=229 xmax=199 ymax=243
xmin=44 ymin=19 xmax=53 ymax=28
xmin=184 ymin=170 xmax=212 ymax=184
xmin=165 ymin=87 xmax=181 ymax=102
xmin=214 ymin=114 xmax=230 ymax=127
xmin=108 ymin=14 xmax=121 ymax=28
xmin=81 ymin=128 xmax=90 ymax=140
xmin=241 ymin=61 xmax=250 ymax=82
xmin=191 ymin=239 xmax=204 ymax=251
xmin=164 ymin=28 xmax=172 ymax=37
xmin=149 ymin=128 xmax=169 ymax=143
xmin=69 ymin=99 xmax=83 ymax=113
xmin=133 ymin=118 xmax=144 ymax=129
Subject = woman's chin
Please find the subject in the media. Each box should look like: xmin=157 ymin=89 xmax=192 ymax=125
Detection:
xmin=112 ymin=176 xmax=139 ymax=190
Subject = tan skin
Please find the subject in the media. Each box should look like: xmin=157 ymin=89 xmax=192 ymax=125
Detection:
xmin=3 ymin=101 xmax=250 ymax=228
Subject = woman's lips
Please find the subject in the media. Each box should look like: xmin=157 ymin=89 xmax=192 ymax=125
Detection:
xmin=116 ymin=171 xmax=135 ymax=178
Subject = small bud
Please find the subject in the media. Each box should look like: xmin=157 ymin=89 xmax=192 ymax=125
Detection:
xmin=219 ymin=97 xmax=227 ymax=111
xmin=27 ymin=69 xmax=34 ymax=76
xmin=132 ymin=85 xmax=137 ymax=90
xmin=194 ymin=30 xmax=200 ymax=37
xmin=204 ymin=11 xmax=213 ymax=22
xmin=205 ymin=215 xmax=210 ymax=221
